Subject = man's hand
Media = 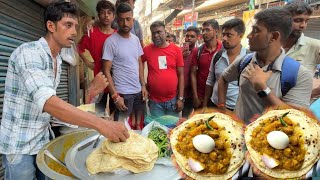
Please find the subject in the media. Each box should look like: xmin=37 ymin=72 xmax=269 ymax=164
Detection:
xmin=99 ymin=120 xmax=130 ymax=142
xmin=141 ymin=85 xmax=148 ymax=101
xmin=115 ymin=97 xmax=128 ymax=111
xmin=242 ymin=63 xmax=272 ymax=91
xmin=176 ymin=99 xmax=184 ymax=112
xmin=182 ymin=48 xmax=191 ymax=57
xmin=193 ymin=97 xmax=201 ymax=108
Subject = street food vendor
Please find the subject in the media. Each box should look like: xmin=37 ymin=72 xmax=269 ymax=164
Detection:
xmin=0 ymin=1 xmax=129 ymax=179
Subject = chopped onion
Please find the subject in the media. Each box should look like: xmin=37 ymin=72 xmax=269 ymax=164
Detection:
xmin=188 ymin=158 xmax=205 ymax=172
xmin=262 ymin=154 xmax=279 ymax=169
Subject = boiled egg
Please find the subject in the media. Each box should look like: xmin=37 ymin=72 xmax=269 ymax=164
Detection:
xmin=192 ymin=134 xmax=215 ymax=153
xmin=266 ymin=131 xmax=289 ymax=150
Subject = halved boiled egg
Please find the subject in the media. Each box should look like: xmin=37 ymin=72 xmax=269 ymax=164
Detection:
xmin=266 ymin=131 xmax=289 ymax=150
xmin=192 ymin=134 xmax=215 ymax=153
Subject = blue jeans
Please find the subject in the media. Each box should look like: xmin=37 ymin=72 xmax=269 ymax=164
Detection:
xmin=2 ymin=154 xmax=46 ymax=180
xmin=148 ymin=97 xmax=179 ymax=118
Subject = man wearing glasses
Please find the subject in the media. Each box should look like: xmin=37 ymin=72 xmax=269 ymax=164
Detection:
xmin=191 ymin=19 xmax=223 ymax=109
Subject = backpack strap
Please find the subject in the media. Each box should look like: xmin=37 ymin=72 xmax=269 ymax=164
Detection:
xmin=238 ymin=53 xmax=253 ymax=85
xmin=196 ymin=44 xmax=204 ymax=63
xmin=211 ymin=49 xmax=224 ymax=83
xmin=280 ymin=56 xmax=300 ymax=96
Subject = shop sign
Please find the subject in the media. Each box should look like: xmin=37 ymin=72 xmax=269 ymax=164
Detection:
xmin=184 ymin=21 xmax=197 ymax=29
xmin=173 ymin=19 xmax=183 ymax=27
xmin=184 ymin=12 xmax=198 ymax=22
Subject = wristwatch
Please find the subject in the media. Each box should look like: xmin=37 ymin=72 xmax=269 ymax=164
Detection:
xmin=178 ymin=97 xmax=185 ymax=102
xmin=257 ymin=87 xmax=271 ymax=98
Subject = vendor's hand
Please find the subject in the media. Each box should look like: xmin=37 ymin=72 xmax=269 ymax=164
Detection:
xmin=141 ymin=85 xmax=148 ymax=101
xmin=87 ymin=72 xmax=108 ymax=102
xmin=193 ymin=97 xmax=201 ymax=108
xmin=115 ymin=97 xmax=128 ymax=111
xmin=99 ymin=120 xmax=129 ymax=142
xmin=242 ymin=63 xmax=272 ymax=91
xmin=176 ymin=99 xmax=184 ymax=112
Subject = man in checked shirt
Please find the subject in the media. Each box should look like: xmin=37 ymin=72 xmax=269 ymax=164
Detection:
xmin=0 ymin=1 xmax=129 ymax=179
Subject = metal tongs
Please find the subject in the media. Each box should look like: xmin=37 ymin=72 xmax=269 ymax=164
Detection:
xmin=78 ymin=111 xmax=110 ymax=151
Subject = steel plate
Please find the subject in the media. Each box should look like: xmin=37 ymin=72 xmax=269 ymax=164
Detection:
xmin=65 ymin=132 xmax=181 ymax=180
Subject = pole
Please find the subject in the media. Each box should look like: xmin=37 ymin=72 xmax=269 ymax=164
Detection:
xmin=191 ymin=0 xmax=195 ymax=26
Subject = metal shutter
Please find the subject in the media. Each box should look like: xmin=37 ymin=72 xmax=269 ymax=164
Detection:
xmin=0 ymin=0 xmax=73 ymax=177
xmin=304 ymin=18 xmax=320 ymax=40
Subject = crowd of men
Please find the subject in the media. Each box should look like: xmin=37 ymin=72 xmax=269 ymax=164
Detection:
xmin=0 ymin=0 xmax=319 ymax=179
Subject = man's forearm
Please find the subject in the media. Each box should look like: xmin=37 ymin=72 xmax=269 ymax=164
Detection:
xmin=262 ymin=93 xmax=290 ymax=108
xmin=79 ymin=53 xmax=91 ymax=65
xmin=203 ymin=85 xmax=213 ymax=107
xmin=190 ymin=67 xmax=198 ymax=98
xmin=217 ymin=77 xmax=228 ymax=105
xmin=177 ymin=68 xmax=184 ymax=97
xmin=138 ymin=58 xmax=146 ymax=86
xmin=44 ymin=96 xmax=103 ymax=131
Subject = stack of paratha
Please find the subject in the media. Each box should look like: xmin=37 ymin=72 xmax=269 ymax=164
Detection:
xmin=170 ymin=113 xmax=246 ymax=179
xmin=86 ymin=131 xmax=158 ymax=174
xmin=245 ymin=109 xmax=320 ymax=178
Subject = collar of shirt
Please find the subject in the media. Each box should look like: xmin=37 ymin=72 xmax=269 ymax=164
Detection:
xmin=252 ymin=48 xmax=286 ymax=72
xmin=221 ymin=47 xmax=247 ymax=63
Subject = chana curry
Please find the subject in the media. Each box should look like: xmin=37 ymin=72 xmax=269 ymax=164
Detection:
xmin=249 ymin=115 xmax=306 ymax=170
xmin=175 ymin=119 xmax=232 ymax=174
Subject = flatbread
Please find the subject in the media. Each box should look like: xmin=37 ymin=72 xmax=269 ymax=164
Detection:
xmin=170 ymin=113 xmax=246 ymax=179
xmin=86 ymin=130 xmax=158 ymax=174
xmin=245 ymin=109 xmax=320 ymax=178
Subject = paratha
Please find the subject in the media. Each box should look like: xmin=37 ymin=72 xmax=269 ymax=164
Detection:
xmin=245 ymin=109 xmax=320 ymax=178
xmin=170 ymin=113 xmax=245 ymax=179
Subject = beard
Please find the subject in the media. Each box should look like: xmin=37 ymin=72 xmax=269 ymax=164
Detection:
xmin=152 ymin=38 xmax=164 ymax=47
xmin=289 ymin=30 xmax=302 ymax=38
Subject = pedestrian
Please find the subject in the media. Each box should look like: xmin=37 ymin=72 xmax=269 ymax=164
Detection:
xmin=203 ymin=18 xmax=248 ymax=111
xmin=142 ymin=21 xmax=184 ymax=127
xmin=191 ymin=19 xmax=223 ymax=109
xmin=78 ymin=0 xmax=117 ymax=113
xmin=217 ymin=7 xmax=312 ymax=123
xmin=181 ymin=26 xmax=200 ymax=118
xmin=102 ymin=2 xmax=147 ymax=128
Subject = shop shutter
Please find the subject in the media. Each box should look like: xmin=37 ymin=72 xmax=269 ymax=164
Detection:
xmin=304 ymin=18 xmax=320 ymax=40
xmin=0 ymin=0 xmax=74 ymax=177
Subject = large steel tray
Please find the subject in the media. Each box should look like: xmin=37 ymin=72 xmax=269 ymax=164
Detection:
xmin=65 ymin=132 xmax=181 ymax=180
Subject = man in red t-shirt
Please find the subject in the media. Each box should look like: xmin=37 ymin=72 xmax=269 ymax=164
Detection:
xmin=191 ymin=19 xmax=222 ymax=109
xmin=181 ymin=26 xmax=200 ymax=118
xmin=78 ymin=0 xmax=116 ymax=113
xmin=142 ymin=21 xmax=184 ymax=125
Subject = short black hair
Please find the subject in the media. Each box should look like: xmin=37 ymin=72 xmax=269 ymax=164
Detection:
xmin=96 ymin=0 xmax=116 ymax=14
xmin=186 ymin=26 xmax=200 ymax=35
xmin=44 ymin=0 xmax=78 ymax=32
xmin=254 ymin=7 xmax=292 ymax=42
xmin=222 ymin=18 xmax=245 ymax=34
xmin=116 ymin=2 xmax=132 ymax=16
xmin=202 ymin=19 xmax=219 ymax=30
xmin=119 ymin=0 xmax=136 ymax=3
xmin=150 ymin=21 xmax=165 ymax=29
xmin=284 ymin=0 xmax=313 ymax=16
xmin=166 ymin=33 xmax=176 ymax=42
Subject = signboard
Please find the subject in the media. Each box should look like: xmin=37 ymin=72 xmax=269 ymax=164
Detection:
xmin=173 ymin=19 xmax=183 ymax=27
xmin=184 ymin=21 xmax=197 ymax=29
xmin=184 ymin=12 xmax=198 ymax=22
